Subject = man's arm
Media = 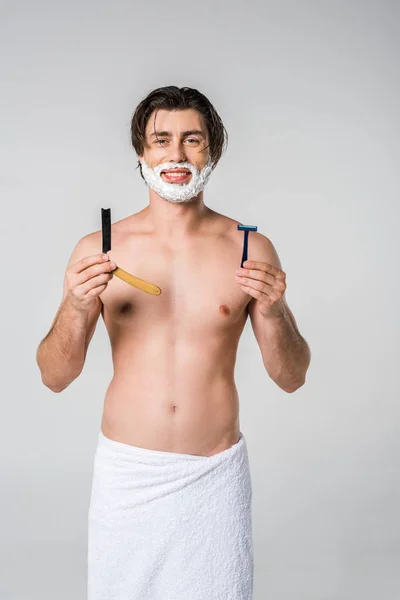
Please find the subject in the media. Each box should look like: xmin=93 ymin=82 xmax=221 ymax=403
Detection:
xmin=36 ymin=235 xmax=103 ymax=393
xmin=243 ymin=234 xmax=311 ymax=392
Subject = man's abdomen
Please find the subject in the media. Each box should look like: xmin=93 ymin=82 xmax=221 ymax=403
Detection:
xmin=101 ymin=335 xmax=241 ymax=456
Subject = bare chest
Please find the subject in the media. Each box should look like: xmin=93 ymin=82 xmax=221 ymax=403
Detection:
xmin=100 ymin=233 xmax=250 ymax=333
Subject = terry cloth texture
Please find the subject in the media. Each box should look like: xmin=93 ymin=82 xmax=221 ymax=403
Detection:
xmin=87 ymin=430 xmax=253 ymax=600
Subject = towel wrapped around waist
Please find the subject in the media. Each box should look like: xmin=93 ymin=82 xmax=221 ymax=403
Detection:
xmin=87 ymin=430 xmax=253 ymax=600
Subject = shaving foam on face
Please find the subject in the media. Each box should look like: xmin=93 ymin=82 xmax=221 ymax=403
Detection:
xmin=141 ymin=157 xmax=213 ymax=202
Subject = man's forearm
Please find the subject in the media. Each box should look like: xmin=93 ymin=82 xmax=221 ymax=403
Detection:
xmin=260 ymin=305 xmax=311 ymax=392
xmin=36 ymin=299 xmax=90 ymax=392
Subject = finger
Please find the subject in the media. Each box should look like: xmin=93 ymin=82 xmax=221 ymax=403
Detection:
xmin=235 ymin=276 xmax=272 ymax=296
xmin=238 ymin=273 xmax=286 ymax=296
xmin=236 ymin=268 xmax=275 ymax=286
xmin=78 ymin=272 xmax=114 ymax=296
xmin=75 ymin=260 xmax=116 ymax=285
xmin=238 ymin=284 xmax=264 ymax=300
xmin=87 ymin=283 xmax=108 ymax=297
xmin=72 ymin=253 xmax=110 ymax=274
xmin=243 ymin=260 xmax=285 ymax=279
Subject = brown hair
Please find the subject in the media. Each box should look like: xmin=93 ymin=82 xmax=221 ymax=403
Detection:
xmin=130 ymin=86 xmax=228 ymax=180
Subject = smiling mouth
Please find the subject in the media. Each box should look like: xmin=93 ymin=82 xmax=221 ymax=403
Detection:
xmin=161 ymin=170 xmax=192 ymax=183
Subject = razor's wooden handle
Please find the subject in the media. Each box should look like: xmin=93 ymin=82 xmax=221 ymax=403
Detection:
xmin=112 ymin=267 xmax=162 ymax=295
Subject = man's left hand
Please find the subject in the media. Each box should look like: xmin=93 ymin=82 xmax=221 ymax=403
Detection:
xmin=235 ymin=260 xmax=287 ymax=318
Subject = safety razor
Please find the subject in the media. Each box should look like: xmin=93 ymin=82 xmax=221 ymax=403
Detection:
xmin=237 ymin=224 xmax=258 ymax=268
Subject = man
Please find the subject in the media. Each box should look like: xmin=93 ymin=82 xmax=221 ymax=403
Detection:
xmin=36 ymin=85 xmax=311 ymax=600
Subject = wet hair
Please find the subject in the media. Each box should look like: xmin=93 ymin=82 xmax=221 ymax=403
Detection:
xmin=130 ymin=86 xmax=228 ymax=180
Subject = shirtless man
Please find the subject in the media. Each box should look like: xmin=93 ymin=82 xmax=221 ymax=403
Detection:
xmin=36 ymin=85 xmax=310 ymax=599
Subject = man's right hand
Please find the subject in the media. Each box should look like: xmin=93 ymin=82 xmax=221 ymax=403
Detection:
xmin=66 ymin=253 xmax=116 ymax=312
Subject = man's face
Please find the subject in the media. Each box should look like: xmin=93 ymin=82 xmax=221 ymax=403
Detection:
xmin=139 ymin=108 xmax=210 ymax=185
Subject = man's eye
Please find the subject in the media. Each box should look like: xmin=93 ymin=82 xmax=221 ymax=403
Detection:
xmin=154 ymin=138 xmax=199 ymax=145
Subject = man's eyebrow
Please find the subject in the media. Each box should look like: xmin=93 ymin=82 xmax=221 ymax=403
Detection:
xmin=149 ymin=130 xmax=206 ymax=139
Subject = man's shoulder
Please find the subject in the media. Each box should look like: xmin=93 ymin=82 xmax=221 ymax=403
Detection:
xmin=75 ymin=211 xmax=145 ymax=252
xmin=215 ymin=211 xmax=274 ymax=250
xmin=73 ymin=230 xmax=102 ymax=257
xmin=215 ymin=212 xmax=280 ymax=269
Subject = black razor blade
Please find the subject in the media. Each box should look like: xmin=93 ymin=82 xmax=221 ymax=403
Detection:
xmin=101 ymin=208 xmax=111 ymax=253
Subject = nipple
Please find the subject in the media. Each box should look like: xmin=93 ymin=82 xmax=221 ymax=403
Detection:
xmin=219 ymin=305 xmax=230 ymax=316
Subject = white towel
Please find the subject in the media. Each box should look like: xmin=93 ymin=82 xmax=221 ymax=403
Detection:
xmin=87 ymin=430 xmax=253 ymax=600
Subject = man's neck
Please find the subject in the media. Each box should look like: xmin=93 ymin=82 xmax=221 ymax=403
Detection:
xmin=142 ymin=189 xmax=212 ymax=239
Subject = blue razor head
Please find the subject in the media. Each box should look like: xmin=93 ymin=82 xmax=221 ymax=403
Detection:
xmin=238 ymin=224 xmax=258 ymax=231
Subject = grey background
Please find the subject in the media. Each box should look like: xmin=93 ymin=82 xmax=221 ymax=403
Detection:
xmin=1 ymin=0 xmax=399 ymax=598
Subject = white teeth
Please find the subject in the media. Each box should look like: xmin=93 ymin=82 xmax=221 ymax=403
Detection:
xmin=164 ymin=172 xmax=189 ymax=176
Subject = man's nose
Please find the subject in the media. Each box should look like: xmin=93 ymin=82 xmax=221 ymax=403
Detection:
xmin=166 ymin=141 xmax=187 ymax=163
